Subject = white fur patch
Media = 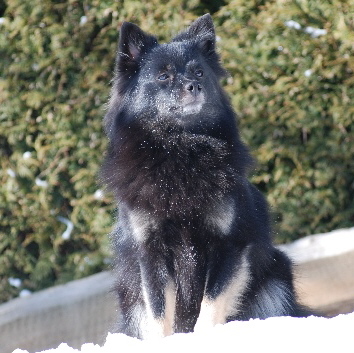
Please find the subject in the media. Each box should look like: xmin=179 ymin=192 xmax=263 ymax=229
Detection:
xmin=205 ymin=197 xmax=235 ymax=235
xmin=194 ymin=250 xmax=250 ymax=332
xmin=128 ymin=210 xmax=157 ymax=243
xmin=129 ymin=303 xmax=147 ymax=338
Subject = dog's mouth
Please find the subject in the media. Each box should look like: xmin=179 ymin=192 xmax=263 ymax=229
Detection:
xmin=168 ymin=106 xmax=180 ymax=112
xmin=168 ymin=101 xmax=204 ymax=115
xmin=181 ymin=102 xmax=204 ymax=114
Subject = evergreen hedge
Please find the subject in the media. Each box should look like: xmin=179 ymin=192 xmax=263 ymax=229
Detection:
xmin=216 ymin=0 xmax=354 ymax=242
xmin=0 ymin=0 xmax=353 ymax=302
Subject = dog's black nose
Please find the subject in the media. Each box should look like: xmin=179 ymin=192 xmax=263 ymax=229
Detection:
xmin=185 ymin=82 xmax=202 ymax=95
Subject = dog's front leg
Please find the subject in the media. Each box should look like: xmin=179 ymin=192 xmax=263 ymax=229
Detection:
xmin=173 ymin=247 xmax=207 ymax=334
xmin=138 ymin=251 xmax=176 ymax=339
xmin=194 ymin=249 xmax=250 ymax=332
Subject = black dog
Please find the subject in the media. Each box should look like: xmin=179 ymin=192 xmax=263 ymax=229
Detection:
xmin=101 ymin=14 xmax=308 ymax=339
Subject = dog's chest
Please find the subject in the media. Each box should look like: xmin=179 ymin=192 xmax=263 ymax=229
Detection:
xmin=126 ymin=196 xmax=236 ymax=244
xmin=113 ymin=127 xmax=239 ymax=221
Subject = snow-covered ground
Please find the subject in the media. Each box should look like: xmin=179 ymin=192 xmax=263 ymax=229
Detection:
xmin=9 ymin=228 xmax=354 ymax=353
xmin=13 ymin=312 xmax=354 ymax=353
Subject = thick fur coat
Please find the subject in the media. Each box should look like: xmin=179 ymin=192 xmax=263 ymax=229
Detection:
xmin=101 ymin=14 xmax=308 ymax=339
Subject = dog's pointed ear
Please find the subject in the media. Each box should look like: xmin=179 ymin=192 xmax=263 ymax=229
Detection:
xmin=116 ymin=22 xmax=158 ymax=71
xmin=172 ymin=14 xmax=216 ymax=53
xmin=172 ymin=14 xmax=226 ymax=77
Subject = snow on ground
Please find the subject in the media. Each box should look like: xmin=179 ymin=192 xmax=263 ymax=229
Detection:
xmin=13 ymin=312 xmax=354 ymax=353
xmin=9 ymin=228 xmax=354 ymax=352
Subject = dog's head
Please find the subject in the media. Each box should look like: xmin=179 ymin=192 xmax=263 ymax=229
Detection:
xmin=105 ymin=14 xmax=230 ymax=135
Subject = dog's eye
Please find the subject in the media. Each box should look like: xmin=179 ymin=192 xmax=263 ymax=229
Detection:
xmin=195 ymin=69 xmax=203 ymax=77
xmin=158 ymin=73 xmax=169 ymax=81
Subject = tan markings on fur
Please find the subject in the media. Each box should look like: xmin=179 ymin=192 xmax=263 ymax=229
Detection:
xmin=162 ymin=280 xmax=176 ymax=336
xmin=206 ymin=197 xmax=235 ymax=235
xmin=194 ymin=250 xmax=250 ymax=332
xmin=140 ymin=278 xmax=176 ymax=339
xmin=128 ymin=210 xmax=157 ymax=243
xmin=140 ymin=285 xmax=165 ymax=339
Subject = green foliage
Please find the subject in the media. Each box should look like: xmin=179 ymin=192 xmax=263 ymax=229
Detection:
xmin=0 ymin=0 xmax=225 ymax=303
xmin=216 ymin=0 xmax=354 ymax=241
xmin=1 ymin=0 xmax=353 ymax=302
